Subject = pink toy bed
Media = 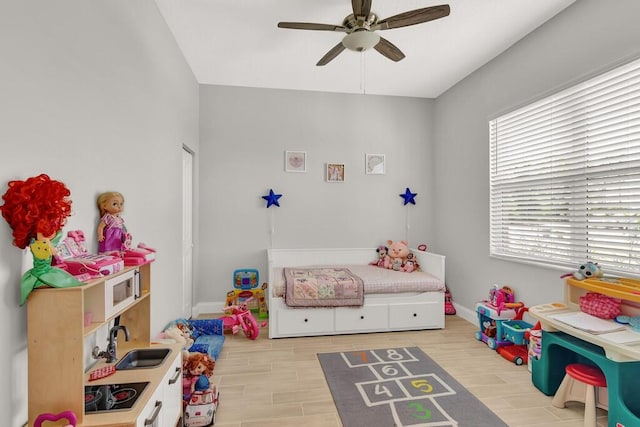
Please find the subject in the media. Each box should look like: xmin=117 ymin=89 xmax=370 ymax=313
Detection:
xmin=267 ymin=248 xmax=446 ymax=338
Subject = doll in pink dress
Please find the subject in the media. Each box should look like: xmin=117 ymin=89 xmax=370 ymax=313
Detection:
xmin=97 ymin=191 xmax=130 ymax=253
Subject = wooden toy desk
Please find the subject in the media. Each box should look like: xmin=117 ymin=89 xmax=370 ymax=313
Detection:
xmin=529 ymin=277 xmax=640 ymax=427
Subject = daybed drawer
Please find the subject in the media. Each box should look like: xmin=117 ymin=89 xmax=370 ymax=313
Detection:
xmin=335 ymin=305 xmax=388 ymax=332
xmin=389 ymin=302 xmax=435 ymax=329
xmin=277 ymin=307 xmax=334 ymax=336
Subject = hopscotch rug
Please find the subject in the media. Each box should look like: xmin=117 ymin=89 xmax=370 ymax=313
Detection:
xmin=317 ymin=346 xmax=508 ymax=427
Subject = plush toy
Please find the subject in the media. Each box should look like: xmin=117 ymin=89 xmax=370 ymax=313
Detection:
xmin=561 ymin=261 xmax=603 ymax=280
xmin=402 ymin=253 xmax=418 ymax=272
xmin=162 ymin=325 xmax=194 ymax=360
xmin=387 ymin=240 xmax=410 ymax=270
xmin=370 ymin=245 xmax=390 ymax=268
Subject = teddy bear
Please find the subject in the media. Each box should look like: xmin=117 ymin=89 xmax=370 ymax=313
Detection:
xmin=387 ymin=240 xmax=410 ymax=269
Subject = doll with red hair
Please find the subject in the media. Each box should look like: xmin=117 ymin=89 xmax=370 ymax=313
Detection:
xmin=0 ymin=174 xmax=82 ymax=305
xmin=182 ymin=352 xmax=215 ymax=402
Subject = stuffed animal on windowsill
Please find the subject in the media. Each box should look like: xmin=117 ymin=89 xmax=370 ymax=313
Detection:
xmin=560 ymin=261 xmax=603 ymax=280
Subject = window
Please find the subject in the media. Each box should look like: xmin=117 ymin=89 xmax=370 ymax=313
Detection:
xmin=489 ymin=57 xmax=640 ymax=276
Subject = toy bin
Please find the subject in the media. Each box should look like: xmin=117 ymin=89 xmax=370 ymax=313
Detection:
xmin=502 ymin=319 xmax=532 ymax=345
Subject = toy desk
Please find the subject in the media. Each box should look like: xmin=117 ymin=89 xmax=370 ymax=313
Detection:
xmin=529 ymin=276 xmax=640 ymax=427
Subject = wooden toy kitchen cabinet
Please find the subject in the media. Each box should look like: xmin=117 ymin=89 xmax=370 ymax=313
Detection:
xmin=27 ymin=263 xmax=183 ymax=426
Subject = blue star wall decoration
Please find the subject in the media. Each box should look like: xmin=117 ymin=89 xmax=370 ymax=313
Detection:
xmin=262 ymin=189 xmax=282 ymax=208
xmin=400 ymin=187 xmax=418 ymax=205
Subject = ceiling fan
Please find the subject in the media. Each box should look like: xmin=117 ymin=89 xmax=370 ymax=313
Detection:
xmin=277 ymin=1 xmax=450 ymax=66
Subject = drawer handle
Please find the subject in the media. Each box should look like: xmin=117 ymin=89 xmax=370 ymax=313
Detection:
xmin=168 ymin=366 xmax=181 ymax=385
xmin=304 ymin=318 xmax=308 ymax=322
xmin=413 ymin=313 xmax=417 ymax=317
xmin=144 ymin=401 xmax=162 ymax=426
xmin=360 ymin=315 xmax=365 ymax=320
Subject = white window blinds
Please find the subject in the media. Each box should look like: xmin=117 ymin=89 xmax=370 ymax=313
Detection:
xmin=489 ymin=57 xmax=640 ymax=275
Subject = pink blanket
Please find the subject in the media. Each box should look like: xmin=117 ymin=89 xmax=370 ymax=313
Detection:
xmin=283 ymin=267 xmax=364 ymax=307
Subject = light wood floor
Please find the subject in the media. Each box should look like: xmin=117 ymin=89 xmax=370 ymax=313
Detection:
xmin=201 ymin=314 xmax=607 ymax=427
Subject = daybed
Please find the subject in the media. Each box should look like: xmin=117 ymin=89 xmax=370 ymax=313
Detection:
xmin=267 ymin=248 xmax=446 ymax=338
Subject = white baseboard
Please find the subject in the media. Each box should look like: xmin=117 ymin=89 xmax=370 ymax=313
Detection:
xmin=454 ymin=303 xmax=478 ymax=327
xmin=191 ymin=300 xmax=225 ymax=318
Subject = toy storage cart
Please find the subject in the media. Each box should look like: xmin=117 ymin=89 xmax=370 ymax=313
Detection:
xmin=475 ymin=302 xmax=519 ymax=350
xmin=497 ymin=319 xmax=533 ymax=365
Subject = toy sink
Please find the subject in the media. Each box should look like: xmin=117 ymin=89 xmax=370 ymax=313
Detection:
xmin=115 ymin=348 xmax=170 ymax=370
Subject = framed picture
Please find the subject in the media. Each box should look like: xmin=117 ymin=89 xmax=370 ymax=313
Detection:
xmin=285 ymin=151 xmax=307 ymax=172
xmin=365 ymin=153 xmax=385 ymax=175
xmin=326 ymin=163 xmax=345 ymax=182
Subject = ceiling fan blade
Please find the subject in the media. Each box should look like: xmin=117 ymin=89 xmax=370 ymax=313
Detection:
xmin=278 ymin=22 xmax=347 ymax=32
xmin=352 ymin=0 xmax=372 ymax=17
xmin=375 ymin=4 xmax=450 ymax=30
xmin=316 ymin=43 xmax=346 ymax=66
xmin=374 ymin=37 xmax=405 ymax=62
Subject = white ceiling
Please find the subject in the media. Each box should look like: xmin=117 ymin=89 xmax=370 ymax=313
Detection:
xmin=154 ymin=0 xmax=576 ymax=98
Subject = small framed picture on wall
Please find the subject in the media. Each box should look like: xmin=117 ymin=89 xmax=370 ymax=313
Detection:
xmin=326 ymin=163 xmax=345 ymax=182
xmin=285 ymin=151 xmax=307 ymax=172
xmin=365 ymin=153 xmax=385 ymax=175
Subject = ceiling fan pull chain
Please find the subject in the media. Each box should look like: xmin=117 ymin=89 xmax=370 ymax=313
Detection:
xmin=360 ymin=52 xmax=366 ymax=95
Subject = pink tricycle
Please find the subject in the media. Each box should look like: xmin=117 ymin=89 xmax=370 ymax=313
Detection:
xmin=220 ymin=298 xmax=259 ymax=340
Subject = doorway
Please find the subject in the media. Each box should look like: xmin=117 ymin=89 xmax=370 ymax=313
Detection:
xmin=182 ymin=146 xmax=194 ymax=318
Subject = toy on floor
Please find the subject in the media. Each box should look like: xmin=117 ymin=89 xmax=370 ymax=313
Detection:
xmin=184 ymin=385 xmax=219 ymax=427
xmin=475 ymin=285 xmax=531 ymax=364
xmin=182 ymin=352 xmax=218 ymax=427
xmin=225 ymin=269 xmax=268 ymax=319
xmin=444 ymin=287 xmax=456 ymax=315
xmin=476 ymin=302 xmax=530 ymax=353
xmin=220 ymin=297 xmax=260 ymax=340
xmin=496 ymin=314 xmax=532 ymax=366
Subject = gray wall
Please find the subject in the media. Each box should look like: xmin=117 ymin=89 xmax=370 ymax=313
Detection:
xmin=432 ymin=0 xmax=640 ymax=319
xmin=2 ymin=0 xmax=640 ymax=425
xmin=198 ymin=86 xmax=435 ymax=305
xmin=0 ymin=2 xmax=198 ymax=424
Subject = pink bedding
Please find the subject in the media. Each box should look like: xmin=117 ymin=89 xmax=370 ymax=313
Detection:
xmin=274 ymin=265 xmax=444 ymax=299
xmin=283 ymin=267 xmax=364 ymax=307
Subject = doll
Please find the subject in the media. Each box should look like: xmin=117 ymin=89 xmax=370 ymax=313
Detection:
xmin=96 ymin=191 xmax=131 ymax=253
xmin=0 ymin=174 xmax=83 ymax=305
xmin=182 ymin=352 xmax=215 ymax=401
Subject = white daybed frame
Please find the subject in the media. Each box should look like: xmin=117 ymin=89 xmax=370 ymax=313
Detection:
xmin=267 ymin=248 xmax=446 ymax=338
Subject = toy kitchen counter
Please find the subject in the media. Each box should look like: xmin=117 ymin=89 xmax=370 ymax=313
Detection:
xmin=528 ymin=276 xmax=640 ymax=427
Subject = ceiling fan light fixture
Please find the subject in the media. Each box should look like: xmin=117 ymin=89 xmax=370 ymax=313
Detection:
xmin=342 ymin=30 xmax=380 ymax=52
